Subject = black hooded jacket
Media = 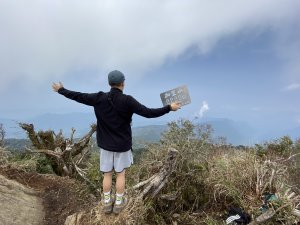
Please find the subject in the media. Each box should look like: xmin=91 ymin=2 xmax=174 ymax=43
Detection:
xmin=58 ymin=87 xmax=171 ymax=152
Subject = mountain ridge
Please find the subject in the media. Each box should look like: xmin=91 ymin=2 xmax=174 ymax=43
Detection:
xmin=1 ymin=113 xmax=299 ymax=145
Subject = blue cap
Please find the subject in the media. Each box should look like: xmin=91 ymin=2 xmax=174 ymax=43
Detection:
xmin=108 ymin=70 xmax=125 ymax=85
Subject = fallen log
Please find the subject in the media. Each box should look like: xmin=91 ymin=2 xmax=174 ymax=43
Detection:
xmin=133 ymin=147 xmax=178 ymax=199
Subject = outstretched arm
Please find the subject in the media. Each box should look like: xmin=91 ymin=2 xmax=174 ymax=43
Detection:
xmin=52 ymin=82 xmax=102 ymax=106
xmin=128 ymin=96 xmax=181 ymax=118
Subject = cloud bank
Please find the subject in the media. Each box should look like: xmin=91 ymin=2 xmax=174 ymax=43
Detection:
xmin=0 ymin=0 xmax=299 ymax=91
xmin=282 ymin=83 xmax=300 ymax=91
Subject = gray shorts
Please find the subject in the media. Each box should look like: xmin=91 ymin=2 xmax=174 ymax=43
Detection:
xmin=100 ymin=148 xmax=133 ymax=173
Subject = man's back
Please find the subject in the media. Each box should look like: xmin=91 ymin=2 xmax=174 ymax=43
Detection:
xmin=58 ymin=86 xmax=171 ymax=152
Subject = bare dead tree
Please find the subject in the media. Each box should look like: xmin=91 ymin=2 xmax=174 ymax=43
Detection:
xmin=0 ymin=123 xmax=5 ymax=147
xmin=19 ymin=123 xmax=96 ymax=181
xmin=133 ymin=147 xmax=178 ymax=199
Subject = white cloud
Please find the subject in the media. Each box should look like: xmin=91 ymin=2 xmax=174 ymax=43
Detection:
xmin=0 ymin=0 xmax=299 ymax=91
xmin=273 ymin=16 xmax=300 ymax=83
xmin=251 ymin=107 xmax=261 ymax=111
xmin=199 ymin=101 xmax=210 ymax=118
xmin=282 ymin=83 xmax=300 ymax=91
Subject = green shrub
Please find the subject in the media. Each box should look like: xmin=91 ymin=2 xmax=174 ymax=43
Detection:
xmin=36 ymin=155 xmax=54 ymax=174
xmin=267 ymin=136 xmax=293 ymax=156
xmin=0 ymin=147 xmax=9 ymax=165
xmin=85 ymin=151 xmax=102 ymax=189
xmin=132 ymin=119 xmax=214 ymax=224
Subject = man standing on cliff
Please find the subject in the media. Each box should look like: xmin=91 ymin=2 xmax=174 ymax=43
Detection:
xmin=52 ymin=70 xmax=181 ymax=214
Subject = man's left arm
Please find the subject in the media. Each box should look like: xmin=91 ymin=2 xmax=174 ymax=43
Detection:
xmin=127 ymin=95 xmax=180 ymax=118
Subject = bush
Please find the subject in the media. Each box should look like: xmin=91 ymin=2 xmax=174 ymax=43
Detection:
xmin=126 ymin=119 xmax=215 ymax=224
xmin=128 ymin=120 xmax=300 ymax=224
xmin=267 ymin=136 xmax=294 ymax=156
xmin=0 ymin=147 xmax=9 ymax=165
xmin=36 ymin=155 xmax=55 ymax=174
xmin=255 ymin=136 xmax=300 ymax=190
xmin=6 ymin=150 xmax=38 ymax=172
xmin=86 ymin=151 xmax=102 ymax=190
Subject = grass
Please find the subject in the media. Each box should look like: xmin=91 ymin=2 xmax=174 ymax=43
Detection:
xmin=2 ymin=119 xmax=300 ymax=224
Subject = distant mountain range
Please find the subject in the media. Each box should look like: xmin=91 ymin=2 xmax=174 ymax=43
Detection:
xmin=194 ymin=117 xmax=257 ymax=145
xmin=1 ymin=113 xmax=95 ymax=139
xmin=1 ymin=113 xmax=299 ymax=145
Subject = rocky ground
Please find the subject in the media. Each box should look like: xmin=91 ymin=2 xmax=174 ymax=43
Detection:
xmin=0 ymin=166 xmax=95 ymax=225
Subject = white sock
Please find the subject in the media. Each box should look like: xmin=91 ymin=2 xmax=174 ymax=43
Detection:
xmin=115 ymin=193 xmax=124 ymax=205
xmin=103 ymin=191 xmax=111 ymax=204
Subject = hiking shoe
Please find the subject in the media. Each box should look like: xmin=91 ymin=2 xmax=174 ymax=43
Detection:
xmin=113 ymin=196 xmax=128 ymax=214
xmin=102 ymin=195 xmax=114 ymax=214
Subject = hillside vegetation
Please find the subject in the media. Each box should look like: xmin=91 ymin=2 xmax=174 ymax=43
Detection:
xmin=0 ymin=120 xmax=300 ymax=225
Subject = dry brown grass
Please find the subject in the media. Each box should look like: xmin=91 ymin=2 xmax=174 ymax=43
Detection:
xmin=79 ymin=120 xmax=300 ymax=224
xmin=8 ymin=153 xmax=39 ymax=172
xmin=206 ymin=149 xmax=258 ymax=207
xmin=0 ymin=147 xmax=10 ymax=166
xmin=79 ymin=194 xmax=146 ymax=225
xmin=207 ymin=149 xmax=300 ymax=224
xmin=5 ymin=119 xmax=300 ymax=224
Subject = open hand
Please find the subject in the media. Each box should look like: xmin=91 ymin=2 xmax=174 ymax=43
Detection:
xmin=52 ymin=82 xmax=63 ymax=92
xmin=170 ymin=102 xmax=181 ymax=111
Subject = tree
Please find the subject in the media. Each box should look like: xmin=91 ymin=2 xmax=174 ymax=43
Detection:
xmin=0 ymin=123 xmax=5 ymax=147
xmin=20 ymin=123 xmax=96 ymax=185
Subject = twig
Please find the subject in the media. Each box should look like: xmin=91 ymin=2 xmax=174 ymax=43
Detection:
xmin=133 ymin=175 xmax=156 ymax=190
xmin=70 ymin=128 xmax=76 ymax=143
xmin=281 ymin=153 xmax=300 ymax=162
xmin=25 ymin=147 xmax=61 ymax=158
xmin=73 ymin=164 xmax=98 ymax=190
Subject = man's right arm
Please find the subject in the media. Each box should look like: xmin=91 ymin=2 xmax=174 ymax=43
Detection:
xmin=52 ymin=82 xmax=102 ymax=106
xmin=58 ymin=88 xmax=102 ymax=106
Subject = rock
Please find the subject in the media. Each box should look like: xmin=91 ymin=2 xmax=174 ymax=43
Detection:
xmin=64 ymin=212 xmax=84 ymax=225
xmin=0 ymin=174 xmax=45 ymax=225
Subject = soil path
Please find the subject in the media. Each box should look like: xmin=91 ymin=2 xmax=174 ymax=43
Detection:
xmin=0 ymin=174 xmax=44 ymax=225
xmin=0 ymin=166 xmax=95 ymax=225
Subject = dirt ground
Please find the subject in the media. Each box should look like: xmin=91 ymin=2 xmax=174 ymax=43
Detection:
xmin=0 ymin=166 xmax=96 ymax=225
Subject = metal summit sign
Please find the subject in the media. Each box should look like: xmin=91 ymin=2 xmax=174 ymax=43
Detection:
xmin=160 ymin=85 xmax=191 ymax=107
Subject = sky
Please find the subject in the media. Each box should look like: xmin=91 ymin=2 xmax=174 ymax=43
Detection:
xmin=0 ymin=0 xmax=300 ymax=134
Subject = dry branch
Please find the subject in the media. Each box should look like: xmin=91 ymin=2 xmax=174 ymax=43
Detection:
xmin=292 ymin=209 xmax=300 ymax=218
xmin=281 ymin=153 xmax=300 ymax=162
xmin=133 ymin=147 xmax=178 ymax=199
xmin=71 ymin=124 xmax=96 ymax=157
xmin=249 ymin=209 xmax=276 ymax=225
xmin=26 ymin=147 xmax=62 ymax=158
xmin=20 ymin=123 xmax=43 ymax=149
